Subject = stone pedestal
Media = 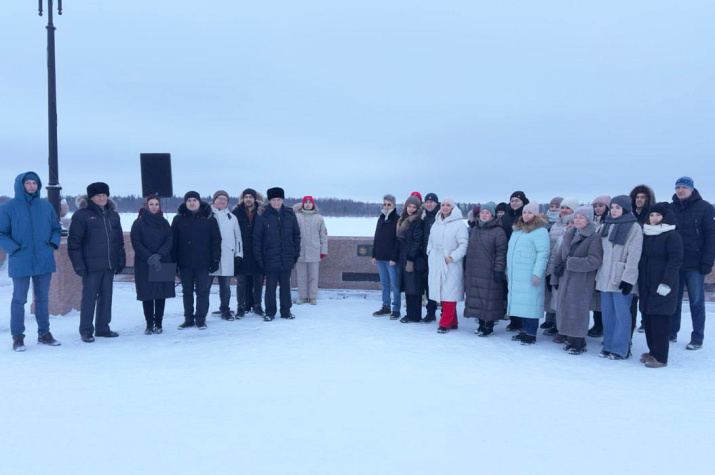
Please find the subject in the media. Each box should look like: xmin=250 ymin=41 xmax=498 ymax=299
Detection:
xmin=47 ymin=237 xmax=82 ymax=315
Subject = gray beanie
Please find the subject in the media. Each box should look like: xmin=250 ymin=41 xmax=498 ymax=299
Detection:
xmin=610 ymin=195 xmax=633 ymax=213
xmin=213 ymin=190 xmax=229 ymax=202
xmin=574 ymin=206 xmax=594 ymax=223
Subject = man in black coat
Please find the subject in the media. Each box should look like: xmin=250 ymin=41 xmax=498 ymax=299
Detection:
xmin=232 ymin=188 xmax=265 ymax=317
xmin=501 ymin=191 xmax=528 ymax=240
xmin=68 ymin=182 xmax=126 ymax=342
xmin=669 ymin=177 xmax=715 ymax=349
xmin=370 ymin=194 xmax=400 ymax=318
xmin=253 ymin=187 xmax=301 ymax=321
xmin=420 ymin=192 xmax=440 ymax=322
xmin=171 ymin=191 xmax=221 ymax=330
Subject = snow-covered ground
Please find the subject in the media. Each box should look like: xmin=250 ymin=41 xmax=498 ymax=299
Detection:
xmin=1 ymin=269 xmax=713 ymax=474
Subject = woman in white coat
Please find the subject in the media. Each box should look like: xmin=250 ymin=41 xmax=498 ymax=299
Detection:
xmin=210 ymin=190 xmax=243 ymax=320
xmin=427 ymin=198 xmax=469 ymax=334
xmin=293 ymin=196 xmax=329 ymax=305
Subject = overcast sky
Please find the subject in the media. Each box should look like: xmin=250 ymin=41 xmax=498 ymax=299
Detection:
xmin=1 ymin=0 xmax=714 ymax=204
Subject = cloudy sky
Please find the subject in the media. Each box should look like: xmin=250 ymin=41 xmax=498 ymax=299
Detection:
xmin=1 ymin=0 xmax=713 ymax=204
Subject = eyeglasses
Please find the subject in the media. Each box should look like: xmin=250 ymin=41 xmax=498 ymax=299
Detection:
xmin=382 ymin=203 xmax=393 ymax=207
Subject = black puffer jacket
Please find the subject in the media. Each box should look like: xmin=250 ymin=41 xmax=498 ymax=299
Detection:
xmin=397 ymin=213 xmax=426 ymax=295
xmin=372 ymin=209 xmax=399 ymax=262
xmin=501 ymin=206 xmax=523 ymax=241
xmin=171 ymin=201 xmax=221 ymax=269
xmin=253 ymin=205 xmax=301 ymax=272
xmin=232 ymin=200 xmax=265 ymax=275
xmin=670 ymin=189 xmax=715 ymax=272
xmin=68 ymin=197 xmax=126 ymax=274
xmin=638 ymin=211 xmax=683 ymax=316
xmin=130 ymin=208 xmax=176 ymax=301
xmin=421 ymin=206 xmax=439 ymax=258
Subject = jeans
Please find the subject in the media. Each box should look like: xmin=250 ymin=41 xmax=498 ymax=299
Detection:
xmin=522 ymin=317 xmax=539 ymax=337
xmin=180 ymin=267 xmax=211 ymax=321
xmin=236 ymin=274 xmax=263 ymax=311
xmin=10 ymin=273 xmax=52 ymax=338
xmin=671 ymin=269 xmax=706 ymax=343
xmin=212 ymin=276 xmax=232 ymax=315
xmin=601 ymin=291 xmax=633 ymax=358
xmin=376 ymin=260 xmax=400 ymax=312
xmin=265 ymin=270 xmax=293 ymax=318
xmin=80 ymin=269 xmax=115 ymax=336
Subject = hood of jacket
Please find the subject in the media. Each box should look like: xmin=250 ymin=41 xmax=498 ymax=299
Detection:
xmin=671 ymin=188 xmax=704 ymax=210
xmin=436 ymin=206 xmax=464 ymax=225
xmin=513 ymin=214 xmax=548 ymax=233
xmin=630 ymin=185 xmax=656 ymax=209
xmin=75 ymin=195 xmax=117 ymax=212
xmin=14 ymin=172 xmax=42 ymax=202
xmin=178 ymin=200 xmax=212 ymax=218
xmin=293 ymin=202 xmax=320 ymax=214
xmin=233 ymin=192 xmax=265 ymax=216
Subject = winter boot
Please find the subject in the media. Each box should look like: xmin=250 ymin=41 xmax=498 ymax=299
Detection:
xmin=552 ymin=333 xmax=567 ymax=344
xmin=520 ymin=335 xmax=536 ymax=345
xmin=235 ymin=307 xmax=246 ymax=319
xmin=196 ymin=318 xmax=207 ymax=330
xmin=437 ymin=326 xmax=449 ymax=334
xmin=421 ymin=315 xmax=436 ymax=323
xmin=153 ymin=318 xmax=163 ymax=334
xmin=400 ymin=316 xmax=411 ymax=323
xmin=540 ymin=321 xmax=555 ymax=330
xmin=309 ymin=299 xmax=317 ymax=305
xmin=81 ymin=334 xmax=95 ymax=343
xmin=178 ymin=317 xmax=195 ymax=330
xmin=568 ymin=346 xmax=587 ymax=355
xmin=511 ymin=331 xmax=526 ymax=342
xmin=144 ymin=325 xmax=153 ymax=335
xmin=587 ymin=325 xmax=603 ymax=338
xmin=294 ymin=298 xmax=308 ymax=305
xmin=280 ymin=313 xmax=296 ymax=319
xmin=12 ymin=336 xmax=26 ymax=352
xmin=640 ymin=352 xmax=654 ymax=364
xmin=390 ymin=311 xmax=401 ymax=320
xmin=263 ymin=315 xmax=275 ymax=322
xmin=686 ymin=340 xmax=703 ymax=350
xmin=96 ymin=330 xmax=119 ymax=338
xmin=637 ymin=323 xmax=645 ymax=333
xmin=645 ymin=359 xmax=667 ymax=368
xmin=543 ymin=326 xmax=559 ymax=337
xmin=37 ymin=332 xmax=61 ymax=346
xmin=221 ymin=313 xmax=235 ymax=321
xmin=599 ymin=350 xmax=610 ymax=358
xmin=252 ymin=306 xmax=265 ymax=317
xmin=373 ymin=306 xmax=391 ymax=317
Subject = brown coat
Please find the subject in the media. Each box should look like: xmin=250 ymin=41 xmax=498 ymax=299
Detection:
xmin=464 ymin=219 xmax=507 ymax=322
xmin=552 ymin=224 xmax=603 ymax=338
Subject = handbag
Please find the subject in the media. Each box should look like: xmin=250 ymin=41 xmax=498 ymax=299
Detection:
xmin=148 ymin=263 xmax=177 ymax=282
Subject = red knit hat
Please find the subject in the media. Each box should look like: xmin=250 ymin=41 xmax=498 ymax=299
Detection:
xmin=410 ymin=191 xmax=423 ymax=201
xmin=302 ymin=196 xmax=315 ymax=206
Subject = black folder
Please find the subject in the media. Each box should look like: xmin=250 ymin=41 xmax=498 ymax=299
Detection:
xmin=148 ymin=263 xmax=177 ymax=282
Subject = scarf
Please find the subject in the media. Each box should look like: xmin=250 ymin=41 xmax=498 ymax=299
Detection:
xmin=546 ymin=210 xmax=560 ymax=223
xmin=600 ymin=213 xmax=637 ymax=246
xmin=643 ymin=223 xmax=676 ymax=236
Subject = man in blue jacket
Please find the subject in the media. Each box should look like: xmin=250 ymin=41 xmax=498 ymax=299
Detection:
xmin=0 ymin=172 xmax=62 ymax=352
xmin=253 ymin=187 xmax=301 ymax=321
xmin=669 ymin=177 xmax=715 ymax=350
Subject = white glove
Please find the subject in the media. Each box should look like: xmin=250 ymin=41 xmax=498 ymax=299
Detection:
xmin=657 ymin=284 xmax=671 ymax=296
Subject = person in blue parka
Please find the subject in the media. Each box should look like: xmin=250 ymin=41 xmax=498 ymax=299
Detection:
xmin=0 ymin=172 xmax=62 ymax=351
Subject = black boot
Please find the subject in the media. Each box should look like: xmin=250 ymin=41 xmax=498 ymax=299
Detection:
xmin=178 ymin=316 xmax=195 ymax=330
xmin=153 ymin=317 xmax=163 ymax=334
xmin=196 ymin=318 xmax=207 ymax=330
xmin=587 ymin=325 xmax=603 ymax=337
xmin=252 ymin=306 xmax=265 ymax=317
xmin=145 ymin=316 xmax=154 ymax=335
xmin=421 ymin=315 xmax=436 ymax=323
xmin=235 ymin=306 xmax=245 ymax=319
xmin=373 ymin=306 xmax=391 ymax=317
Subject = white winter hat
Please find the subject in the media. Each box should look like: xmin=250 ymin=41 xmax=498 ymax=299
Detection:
xmin=560 ymin=197 xmax=580 ymax=213
xmin=442 ymin=197 xmax=457 ymax=208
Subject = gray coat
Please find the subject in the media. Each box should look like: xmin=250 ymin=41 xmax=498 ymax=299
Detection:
xmin=552 ymin=224 xmax=603 ymax=338
xmin=595 ymin=222 xmax=643 ymax=293
xmin=464 ymin=219 xmax=507 ymax=322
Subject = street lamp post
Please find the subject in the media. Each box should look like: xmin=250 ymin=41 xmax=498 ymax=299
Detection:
xmin=38 ymin=0 xmax=63 ymax=217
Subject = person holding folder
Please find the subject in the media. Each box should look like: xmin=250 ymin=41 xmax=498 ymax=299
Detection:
xmin=130 ymin=195 xmax=176 ymax=334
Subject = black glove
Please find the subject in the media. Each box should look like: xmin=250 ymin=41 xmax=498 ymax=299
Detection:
xmin=553 ymin=284 xmax=559 ymax=291
xmin=74 ymin=267 xmax=87 ymax=278
xmin=115 ymin=266 xmax=125 ymax=275
xmin=234 ymin=256 xmax=243 ymax=269
xmin=619 ymin=281 xmax=633 ymax=295
xmin=48 ymin=242 xmax=58 ymax=250
xmin=493 ymin=271 xmax=505 ymax=283
xmin=148 ymin=254 xmax=162 ymax=266
xmin=209 ymin=261 xmax=220 ymax=273
xmin=545 ymin=274 xmax=552 ymax=289
xmin=701 ymin=265 xmax=712 ymax=276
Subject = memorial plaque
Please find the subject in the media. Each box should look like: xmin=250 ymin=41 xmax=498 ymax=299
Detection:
xmin=342 ymin=272 xmax=381 ymax=282
xmin=357 ymin=245 xmax=373 ymax=257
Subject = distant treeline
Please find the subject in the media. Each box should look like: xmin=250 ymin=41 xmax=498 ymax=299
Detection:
xmin=0 ymin=195 xmax=491 ymax=217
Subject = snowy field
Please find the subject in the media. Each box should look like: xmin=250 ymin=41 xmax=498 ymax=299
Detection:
xmin=1 ymin=272 xmax=714 ymax=474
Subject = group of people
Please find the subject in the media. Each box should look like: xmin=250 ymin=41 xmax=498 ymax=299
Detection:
xmin=1 ymin=173 xmax=328 ymax=350
xmin=371 ymin=178 xmax=714 ymax=368
xmin=2 ymin=171 xmax=713 ymax=368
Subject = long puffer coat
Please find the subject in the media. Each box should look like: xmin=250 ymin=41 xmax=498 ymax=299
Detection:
xmin=638 ymin=212 xmax=684 ymax=316
xmin=211 ymin=206 xmax=243 ymax=277
xmin=506 ymin=215 xmax=550 ymax=319
xmin=130 ymin=208 xmax=176 ymax=301
xmin=427 ymin=207 xmax=469 ymax=302
xmin=171 ymin=201 xmax=221 ymax=269
xmin=670 ymin=189 xmax=715 ymax=272
xmin=0 ymin=172 xmax=61 ymax=278
xmin=293 ymin=202 xmax=328 ymax=263
xmin=68 ymin=196 xmax=126 ymax=274
xmin=253 ymin=204 xmax=301 ymax=272
xmin=396 ymin=212 xmax=426 ymax=296
xmin=551 ymin=224 xmax=603 ymax=338
xmin=464 ymin=218 xmax=507 ymax=321
xmin=231 ymin=193 xmax=265 ymax=275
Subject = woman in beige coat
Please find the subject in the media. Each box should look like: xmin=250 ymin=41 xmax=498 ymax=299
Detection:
xmin=294 ymin=196 xmax=328 ymax=304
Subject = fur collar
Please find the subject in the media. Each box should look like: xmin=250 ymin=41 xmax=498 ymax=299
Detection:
xmin=396 ymin=211 xmax=421 ymax=239
xmin=513 ymin=214 xmax=548 ymax=233
xmin=75 ymin=195 xmax=117 ymax=212
xmin=178 ymin=201 xmax=212 ymax=218
xmin=293 ymin=202 xmax=320 ymax=214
